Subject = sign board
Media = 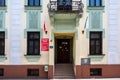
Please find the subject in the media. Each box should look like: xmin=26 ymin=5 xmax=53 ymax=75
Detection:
xmin=41 ymin=38 xmax=49 ymax=51
xmin=81 ymin=58 xmax=90 ymax=65
xmin=50 ymin=46 xmax=53 ymax=49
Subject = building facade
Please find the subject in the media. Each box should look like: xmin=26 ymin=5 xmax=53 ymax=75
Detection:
xmin=0 ymin=0 xmax=120 ymax=79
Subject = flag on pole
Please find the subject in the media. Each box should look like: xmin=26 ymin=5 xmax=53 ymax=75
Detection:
xmin=82 ymin=16 xmax=88 ymax=34
xmin=84 ymin=16 xmax=88 ymax=29
xmin=44 ymin=21 xmax=46 ymax=32
xmin=43 ymin=19 xmax=47 ymax=34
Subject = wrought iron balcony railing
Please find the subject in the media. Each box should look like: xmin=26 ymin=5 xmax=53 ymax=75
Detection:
xmin=47 ymin=0 xmax=84 ymax=12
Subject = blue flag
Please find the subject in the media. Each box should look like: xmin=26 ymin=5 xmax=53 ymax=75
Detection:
xmin=84 ymin=16 xmax=88 ymax=29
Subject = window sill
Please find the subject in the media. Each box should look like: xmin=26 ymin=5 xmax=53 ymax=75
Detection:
xmin=88 ymin=54 xmax=105 ymax=57
xmin=88 ymin=54 xmax=105 ymax=62
xmin=0 ymin=6 xmax=7 ymax=10
xmin=87 ymin=6 xmax=105 ymax=10
xmin=25 ymin=6 xmax=42 ymax=10
xmin=24 ymin=55 xmax=41 ymax=62
xmin=0 ymin=55 xmax=7 ymax=62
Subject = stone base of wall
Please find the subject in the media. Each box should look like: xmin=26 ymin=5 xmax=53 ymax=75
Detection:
xmin=75 ymin=65 xmax=120 ymax=78
xmin=48 ymin=65 xmax=54 ymax=79
xmin=0 ymin=65 xmax=120 ymax=79
xmin=0 ymin=65 xmax=48 ymax=79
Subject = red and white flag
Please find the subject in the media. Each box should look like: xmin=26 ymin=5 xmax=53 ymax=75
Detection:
xmin=43 ymin=21 xmax=47 ymax=34
xmin=43 ymin=15 xmax=47 ymax=34
xmin=43 ymin=21 xmax=46 ymax=31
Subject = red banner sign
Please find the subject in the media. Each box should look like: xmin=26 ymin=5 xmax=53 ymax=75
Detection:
xmin=41 ymin=38 xmax=49 ymax=51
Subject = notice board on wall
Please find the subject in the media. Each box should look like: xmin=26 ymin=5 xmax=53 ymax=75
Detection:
xmin=41 ymin=38 xmax=49 ymax=51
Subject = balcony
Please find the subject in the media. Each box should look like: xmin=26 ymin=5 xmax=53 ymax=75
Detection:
xmin=47 ymin=0 xmax=84 ymax=18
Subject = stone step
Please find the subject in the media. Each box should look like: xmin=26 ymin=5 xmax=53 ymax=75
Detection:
xmin=55 ymin=72 xmax=74 ymax=74
xmin=54 ymin=64 xmax=75 ymax=79
xmin=54 ymin=75 xmax=75 ymax=79
xmin=55 ymin=70 xmax=73 ymax=72
xmin=55 ymin=72 xmax=74 ymax=75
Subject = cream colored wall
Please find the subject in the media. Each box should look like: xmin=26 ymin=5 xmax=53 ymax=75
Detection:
xmin=0 ymin=0 xmax=10 ymax=64
xmin=76 ymin=0 xmax=107 ymax=65
xmin=22 ymin=0 xmax=50 ymax=65
xmin=77 ymin=0 xmax=88 ymax=65
xmin=119 ymin=4 xmax=120 ymax=63
xmin=45 ymin=0 xmax=107 ymax=65
xmin=1 ymin=0 xmax=108 ymax=65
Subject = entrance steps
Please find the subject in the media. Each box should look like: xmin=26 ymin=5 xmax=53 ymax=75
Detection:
xmin=54 ymin=64 xmax=75 ymax=79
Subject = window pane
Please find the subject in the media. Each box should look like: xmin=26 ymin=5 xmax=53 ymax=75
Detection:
xmin=35 ymin=0 xmax=39 ymax=6
xmin=29 ymin=41 xmax=34 ymax=46
xmin=35 ymin=48 xmax=39 ymax=54
xmin=65 ymin=0 xmax=71 ymax=5
xmin=29 ymin=0 xmax=34 ymax=6
xmin=90 ymin=32 xmax=102 ymax=55
xmin=0 ymin=0 xmax=4 ymax=6
xmin=34 ymin=33 xmax=39 ymax=39
xmin=34 ymin=41 xmax=39 ymax=55
xmin=91 ymin=33 xmax=100 ymax=39
xmin=28 ymin=69 xmax=39 ymax=76
xmin=96 ymin=46 xmax=100 ymax=54
xmin=27 ymin=32 xmax=40 ymax=55
xmin=96 ymin=0 xmax=101 ymax=6
xmin=0 ymin=33 xmax=4 ymax=39
xmin=96 ymin=40 xmax=100 ymax=45
xmin=90 ymin=45 xmax=95 ymax=55
xmin=0 ymin=68 xmax=4 ymax=76
xmin=90 ymin=68 xmax=102 ymax=76
xmin=90 ymin=40 xmax=95 ymax=45
xmin=90 ymin=0 xmax=95 ymax=6
xmin=1 ymin=41 xmax=4 ymax=46
xmin=58 ymin=0 xmax=63 ymax=5
xmin=29 ymin=34 xmax=34 ymax=39
xmin=0 ymin=32 xmax=5 ymax=55
xmin=34 ymin=41 xmax=39 ymax=46
xmin=29 ymin=47 xmax=33 ymax=54
xmin=0 ymin=50 xmax=4 ymax=54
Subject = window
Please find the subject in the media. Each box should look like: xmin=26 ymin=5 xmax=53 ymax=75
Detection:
xmin=90 ymin=68 xmax=102 ymax=76
xmin=0 ymin=68 xmax=4 ymax=76
xmin=27 ymin=69 xmax=39 ymax=76
xmin=58 ymin=0 xmax=71 ymax=5
xmin=89 ymin=0 xmax=102 ymax=7
xmin=0 ymin=0 xmax=5 ymax=6
xmin=90 ymin=32 xmax=102 ymax=55
xmin=0 ymin=32 xmax=5 ymax=55
xmin=28 ymin=0 xmax=40 ymax=6
xmin=27 ymin=32 xmax=40 ymax=55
